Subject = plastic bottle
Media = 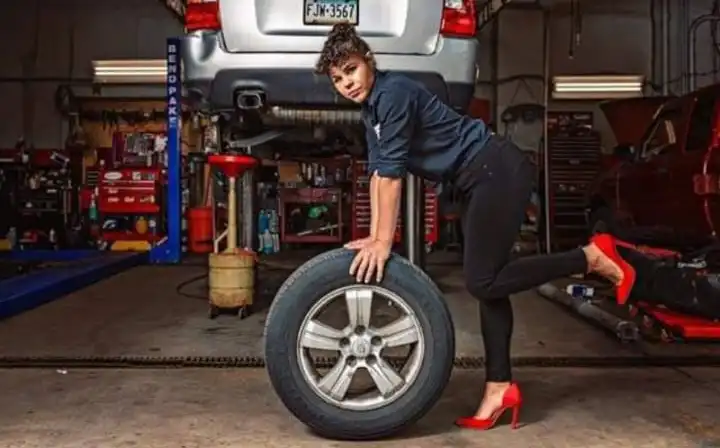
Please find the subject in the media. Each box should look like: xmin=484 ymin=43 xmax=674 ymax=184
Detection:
xmin=88 ymin=192 xmax=98 ymax=222
xmin=565 ymin=284 xmax=595 ymax=299
xmin=262 ymin=228 xmax=273 ymax=254
xmin=271 ymin=232 xmax=280 ymax=253
xmin=258 ymin=211 xmax=270 ymax=253
xmin=266 ymin=210 xmax=276 ymax=253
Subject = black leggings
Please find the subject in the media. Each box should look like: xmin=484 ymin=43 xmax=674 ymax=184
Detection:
xmin=455 ymin=136 xmax=588 ymax=382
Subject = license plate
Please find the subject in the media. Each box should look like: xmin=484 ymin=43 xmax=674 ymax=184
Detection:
xmin=304 ymin=0 xmax=359 ymax=26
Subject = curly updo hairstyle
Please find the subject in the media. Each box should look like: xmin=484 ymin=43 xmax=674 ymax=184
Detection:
xmin=315 ymin=23 xmax=375 ymax=75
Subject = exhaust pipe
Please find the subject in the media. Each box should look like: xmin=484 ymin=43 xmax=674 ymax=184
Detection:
xmin=267 ymin=107 xmax=362 ymax=124
xmin=235 ymin=90 xmax=265 ymax=110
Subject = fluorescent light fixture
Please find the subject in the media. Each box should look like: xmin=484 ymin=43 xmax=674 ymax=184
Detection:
xmin=552 ymin=75 xmax=645 ymax=100
xmin=92 ymin=60 xmax=170 ymax=84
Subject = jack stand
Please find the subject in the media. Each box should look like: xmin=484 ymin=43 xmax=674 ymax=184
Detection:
xmin=403 ymin=173 xmax=425 ymax=269
xmin=241 ymin=168 xmax=256 ymax=250
xmin=207 ymin=154 xmax=258 ymax=319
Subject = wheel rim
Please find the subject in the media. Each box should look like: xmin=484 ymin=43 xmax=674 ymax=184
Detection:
xmin=296 ymin=284 xmax=426 ymax=411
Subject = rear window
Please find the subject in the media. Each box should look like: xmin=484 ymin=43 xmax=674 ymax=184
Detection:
xmin=686 ymin=92 xmax=718 ymax=151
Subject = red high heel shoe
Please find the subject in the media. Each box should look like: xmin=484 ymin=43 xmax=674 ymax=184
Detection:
xmin=590 ymin=233 xmax=636 ymax=305
xmin=455 ymin=383 xmax=522 ymax=431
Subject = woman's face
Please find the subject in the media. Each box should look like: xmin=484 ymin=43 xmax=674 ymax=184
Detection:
xmin=329 ymin=54 xmax=374 ymax=103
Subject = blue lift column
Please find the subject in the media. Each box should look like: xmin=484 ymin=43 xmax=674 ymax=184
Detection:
xmin=150 ymin=37 xmax=183 ymax=264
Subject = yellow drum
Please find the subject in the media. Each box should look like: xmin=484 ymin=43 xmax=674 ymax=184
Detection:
xmin=208 ymin=249 xmax=255 ymax=318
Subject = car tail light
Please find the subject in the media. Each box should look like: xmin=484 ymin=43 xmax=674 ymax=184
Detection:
xmin=185 ymin=0 xmax=220 ymax=32
xmin=441 ymin=0 xmax=477 ymax=38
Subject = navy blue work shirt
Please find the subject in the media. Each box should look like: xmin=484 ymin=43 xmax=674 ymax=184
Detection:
xmin=361 ymin=71 xmax=491 ymax=182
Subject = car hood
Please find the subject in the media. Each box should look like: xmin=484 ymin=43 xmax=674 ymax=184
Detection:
xmin=599 ymin=96 xmax=673 ymax=145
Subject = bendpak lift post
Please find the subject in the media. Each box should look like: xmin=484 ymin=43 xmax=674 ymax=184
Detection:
xmin=149 ymin=37 xmax=183 ymax=264
xmin=0 ymin=37 xmax=183 ymax=320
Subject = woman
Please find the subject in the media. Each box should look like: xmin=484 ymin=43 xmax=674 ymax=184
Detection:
xmin=316 ymin=24 xmax=635 ymax=430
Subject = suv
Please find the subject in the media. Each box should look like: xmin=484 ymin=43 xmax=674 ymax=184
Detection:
xmin=180 ymin=0 xmax=479 ymax=118
xmin=586 ymin=84 xmax=720 ymax=248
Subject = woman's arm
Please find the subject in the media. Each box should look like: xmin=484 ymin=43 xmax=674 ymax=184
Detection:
xmin=349 ymin=86 xmax=414 ymax=282
xmin=370 ymin=88 xmax=414 ymax=242
xmin=373 ymin=174 xmax=403 ymax=243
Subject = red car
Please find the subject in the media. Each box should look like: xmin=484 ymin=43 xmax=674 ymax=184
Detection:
xmin=586 ymin=84 xmax=720 ymax=248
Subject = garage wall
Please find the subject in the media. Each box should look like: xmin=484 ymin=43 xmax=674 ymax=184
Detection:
xmin=480 ymin=0 xmax=720 ymax=151
xmin=0 ymin=0 xmax=182 ymax=148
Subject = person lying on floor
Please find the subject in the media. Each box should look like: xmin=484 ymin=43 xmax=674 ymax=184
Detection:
xmin=615 ymin=243 xmax=720 ymax=320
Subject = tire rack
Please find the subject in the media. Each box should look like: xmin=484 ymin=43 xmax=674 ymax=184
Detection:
xmin=547 ymin=129 xmax=602 ymax=250
xmin=351 ymin=161 xmax=438 ymax=249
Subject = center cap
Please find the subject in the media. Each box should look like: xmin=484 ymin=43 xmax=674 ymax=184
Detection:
xmin=351 ymin=339 xmax=370 ymax=357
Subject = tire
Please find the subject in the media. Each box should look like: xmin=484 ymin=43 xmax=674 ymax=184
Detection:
xmin=264 ymin=248 xmax=455 ymax=440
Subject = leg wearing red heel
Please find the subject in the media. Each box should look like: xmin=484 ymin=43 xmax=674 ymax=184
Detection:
xmin=588 ymin=233 xmax=637 ymax=305
xmin=455 ymin=403 xmax=523 ymax=431
xmin=455 ymin=383 xmax=523 ymax=431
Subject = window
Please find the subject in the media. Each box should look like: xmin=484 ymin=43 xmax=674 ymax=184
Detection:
xmin=686 ymin=93 xmax=718 ymax=151
xmin=640 ymin=110 xmax=681 ymax=160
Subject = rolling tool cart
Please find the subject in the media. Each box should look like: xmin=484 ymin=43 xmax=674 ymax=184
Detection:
xmin=97 ymin=166 xmax=166 ymax=251
xmin=274 ymin=157 xmax=352 ymax=247
xmin=96 ymin=132 xmax=169 ymax=251
xmin=5 ymin=148 xmax=75 ymax=250
xmin=279 ymin=187 xmax=344 ymax=244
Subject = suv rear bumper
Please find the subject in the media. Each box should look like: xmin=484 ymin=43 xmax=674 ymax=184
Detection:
xmin=181 ymin=31 xmax=478 ymax=112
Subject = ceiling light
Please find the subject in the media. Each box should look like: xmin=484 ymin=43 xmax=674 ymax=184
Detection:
xmin=552 ymin=75 xmax=645 ymax=100
xmin=92 ymin=60 xmax=169 ymax=84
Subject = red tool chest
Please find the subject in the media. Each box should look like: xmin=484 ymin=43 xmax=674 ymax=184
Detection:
xmin=98 ymin=167 xmax=165 ymax=243
xmin=99 ymin=168 xmax=163 ymax=214
xmin=350 ymin=161 xmax=438 ymax=247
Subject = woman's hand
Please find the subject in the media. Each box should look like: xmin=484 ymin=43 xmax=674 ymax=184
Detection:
xmin=349 ymin=239 xmax=392 ymax=283
xmin=344 ymin=236 xmax=374 ymax=250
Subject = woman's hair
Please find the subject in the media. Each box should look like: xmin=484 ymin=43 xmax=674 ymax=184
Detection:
xmin=315 ymin=23 xmax=375 ymax=75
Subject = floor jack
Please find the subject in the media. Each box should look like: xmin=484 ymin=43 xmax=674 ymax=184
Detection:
xmin=540 ymin=240 xmax=720 ymax=343
xmin=618 ymin=241 xmax=720 ymax=342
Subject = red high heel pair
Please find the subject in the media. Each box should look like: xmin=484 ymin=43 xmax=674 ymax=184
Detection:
xmin=590 ymin=233 xmax=636 ymax=305
xmin=455 ymin=383 xmax=523 ymax=431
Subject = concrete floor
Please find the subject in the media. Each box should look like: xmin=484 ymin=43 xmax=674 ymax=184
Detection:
xmin=1 ymin=252 xmax=720 ymax=447
xmin=3 ymin=368 xmax=720 ymax=447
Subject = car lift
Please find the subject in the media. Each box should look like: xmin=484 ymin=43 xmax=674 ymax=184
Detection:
xmin=0 ymin=38 xmax=184 ymax=320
